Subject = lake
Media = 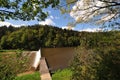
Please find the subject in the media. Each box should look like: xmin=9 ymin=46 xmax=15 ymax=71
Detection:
xmin=41 ymin=47 xmax=76 ymax=71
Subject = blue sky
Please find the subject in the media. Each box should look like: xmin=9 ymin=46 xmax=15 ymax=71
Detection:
xmin=0 ymin=6 xmax=101 ymax=32
xmin=0 ymin=0 xmax=119 ymax=32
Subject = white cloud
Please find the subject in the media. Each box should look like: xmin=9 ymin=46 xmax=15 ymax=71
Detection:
xmin=62 ymin=26 xmax=75 ymax=30
xmin=79 ymin=28 xmax=102 ymax=32
xmin=0 ymin=21 xmax=25 ymax=27
xmin=39 ymin=18 xmax=55 ymax=25
xmin=50 ymin=16 xmax=54 ymax=19
xmin=50 ymin=15 xmax=59 ymax=20
xmin=62 ymin=26 xmax=67 ymax=29
xmin=0 ymin=21 xmax=11 ymax=27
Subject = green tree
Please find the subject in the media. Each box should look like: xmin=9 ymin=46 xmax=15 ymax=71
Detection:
xmin=0 ymin=0 xmax=59 ymax=21
xmin=53 ymin=34 xmax=63 ymax=47
xmin=70 ymin=46 xmax=120 ymax=80
xmin=45 ymin=28 xmax=54 ymax=47
xmin=68 ymin=36 xmax=80 ymax=47
xmin=59 ymin=0 xmax=120 ymax=28
xmin=0 ymin=26 xmax=7 ymax=39
xmin=70 ymin=47 xmax=101 ymax=80
xmin=95 ymin=47 xmax=120 ymax=80
xmin=0 ymin=35 xmax=8 ymax=49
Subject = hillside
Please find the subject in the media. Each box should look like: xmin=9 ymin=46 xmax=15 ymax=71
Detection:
xmin=0 ymin=25 xmax=120 ymax=50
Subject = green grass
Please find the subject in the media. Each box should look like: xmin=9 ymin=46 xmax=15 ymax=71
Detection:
xmin=52 ymin=69 xmax=72 ymax=80
xmin=0 ymin=50 xmax=17 ymax=52
xmin=14 ymin=72 xmax=40 ymax=80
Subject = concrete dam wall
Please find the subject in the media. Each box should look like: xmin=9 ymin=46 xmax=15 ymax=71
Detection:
xmin=27 ymin=47 xmax=75 ymax=72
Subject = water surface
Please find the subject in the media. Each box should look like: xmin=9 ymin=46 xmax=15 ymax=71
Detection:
xmin=41 ymin=47 xmax=76 ymax=71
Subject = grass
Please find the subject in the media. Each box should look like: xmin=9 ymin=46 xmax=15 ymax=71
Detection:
xmin=0 ymin=50 xmax=31 ymax=74
xmin=14 ymin=69 xmax=72 ymax=80
xmin=0 ymin=50 xmax=17 ymax=52
xmin=52 ymin=69 xmax=72 ymax=80
xmin=14 ymin=72 xmax=40 ymax=80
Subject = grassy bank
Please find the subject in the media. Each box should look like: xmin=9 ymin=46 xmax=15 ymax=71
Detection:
xmin=13 ymin=69 xmax=72 ymax=80
xmin=14 ymin=72 xmax=40 ymax=80
xmin=52 ymin=69 xmax=72 ymax=80
xmin=0 ymin=50 xmax=32 ymax=80
xmin=0 ymin=50 xmax=18 ymax=52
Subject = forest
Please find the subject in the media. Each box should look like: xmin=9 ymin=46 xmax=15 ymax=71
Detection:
xmin=0 ymin=25 xmax=120 ymax=80
xmin=0 ymin=25 xmax=120 ymax=50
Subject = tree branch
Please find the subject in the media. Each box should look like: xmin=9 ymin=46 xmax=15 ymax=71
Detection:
xmin=0 ymin=9 xmax=14 ymax=14
xmin=99 ymin=0 xmax=120 ymax=5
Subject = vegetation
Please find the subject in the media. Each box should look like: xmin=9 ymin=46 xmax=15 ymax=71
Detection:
xmin=0 ymin=50 xmax=30 ymax=80
xmin=0 ymin=53 xmax=16 ymax=80
xmin=0 ymin=0 xmax=59 ymax=21
xmin=0 ymin=25 xmax=80 ymax=50
xmin=60 ymin=0 xmax=120 ymax=28
xmin=14 ymin=72 xmax=40 ymax=80
xmin=70 ymin=31 xmax=120 ymax=80
xmin=71 ymin=47 xmax=120 ymax=80
xmin=52 ymin=69 xmax=72 ymax=80
xmin=0 ymin=1 xmax=119 ymax=80
xmin=0 ymin=25 xmax=120 ymax=80
xmin=0 ymin=50 xmax=17 ymax=53
xmin=1 ymin=25 xmax=120 ymax=51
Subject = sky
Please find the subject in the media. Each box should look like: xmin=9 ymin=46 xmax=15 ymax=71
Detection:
xmin=0 ymin=1 xmax=104 ymax=32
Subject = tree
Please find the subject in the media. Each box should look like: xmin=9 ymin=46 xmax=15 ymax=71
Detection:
xmin=0 ymin=35 xmax=8 ymax=49
xmin=60 ymin=0 xmax=120 ymax=27
xmin=0 ymin=0 xmax=59 ymax=21
xmin=70 ymin=47 xmax=120 ymax=80
xmin=70 ymin=47 xmax=100 ymax=80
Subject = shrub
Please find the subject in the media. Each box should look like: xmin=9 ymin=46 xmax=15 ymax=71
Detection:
xmin=0 ymin=50 xmax=29 ymax=80
xmin=70 ymin=47 xmax=120 ymax=80
xmin=0 ymin=54 xmax=17 ymax=80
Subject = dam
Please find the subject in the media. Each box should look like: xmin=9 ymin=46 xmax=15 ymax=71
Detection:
xmin=31 ymin=47 xmax=75 ymax=71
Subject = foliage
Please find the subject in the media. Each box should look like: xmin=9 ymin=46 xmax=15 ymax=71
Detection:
xmin=0 ymin=54 xmax=17 ymax=80
xmin=70 ymin=47 xmax=100 ymax=80
xmin=0 ymin=50 xmax=29 ymax=80
xmin=95 ymin=47 xmax=120 ymax=80
xmin=52 ymin=69 xmax=72 ymax=80
xmin=0 ymin=0 xmax=59 ymax=21
xmin=59 ymin=0 xmax=120 ymax=28
xmin=70 ymin=30 xmax=120 ymax=80
xmin=0 ymin=25 xmax=80 ymax=50
xmin=70 ymin=46 xmax=120 ymax=80
xmin=14 ymin=72 xmax=40 ymax=80
xmin=79 ymin=31 xmax=120 ymax=49
xmin=0 ymin=50 xmax=17 ymax=53
xmin=0 ymin=26 xmax=18 ymax=39
xmin=15 ymin=50 xmax=30 ymax=73
xmin=0 ymin=25 xmax=120 ymax=51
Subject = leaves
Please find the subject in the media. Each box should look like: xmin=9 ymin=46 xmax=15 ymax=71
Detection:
xmin=0 ymin=25 xmax=80 ymax=50
xmin=0 ymin=0 xmax=60 ymax=21
xmin=71 ymin=46 xmax=120 ymax=80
